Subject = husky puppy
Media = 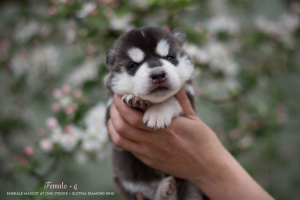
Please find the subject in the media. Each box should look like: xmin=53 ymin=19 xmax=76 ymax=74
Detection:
xmin=105 ymin=27 xmax=205 ymax=200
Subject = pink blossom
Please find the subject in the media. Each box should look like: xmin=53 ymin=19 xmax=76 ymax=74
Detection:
xmin=64 ymin=106 xmax=74 ymax=115
xmin=229 ymin=128 xmax=241 ymax=139
xmin=162 ymin=25 xmax=170 ymax=31
xmin=291 ymin=2 xmax=300 ymax=13
xmin=53 ymin=89 xmax=62 ymax=99
xmin=20 ymin=158 xmax=28 ymax=167
xmin=87 ymin=44 xmax=97 ymax=55
xmin=90 ymin=8 xmax=98 ymax=16
xmin=71 ymin=103 xmax=78 ymax=111
xmin=62 ymin=85 xmax=71 ymax=94
xmin=101 ymin=0 xmax=115 ymax=5
xmin=276 ymin=104 xmax=288 ymax=124
xmin=48 ymin=6 xmax=57 ymax=15
xmin=197 ymin=49 xmax=209 ymax=64
xmin=238 ymin=135 xmax=253 ymax=149
xmin=46 ymin=117 xmax=58 ymax=129
xmin=13 ymin=154 xmax=20 ymax=161
xmin=38 ymin=129 xmax=46 ymax=137
xmin=103 ymin=9 xmax=114 ymax=18
xmin=65 ymin=125 xmax=73 ymax=133
xmin=0 ymin=40 xmax=10 ymax=50
xmin=73 ymin=90 xmax=82 ymax=99
xmin=51 ymin=103 xmax=61 ymax=112
xmin=25 ymin=146 xmax=34 ymax=156
xmin=40 ymin=139 xmax=53 ymax=152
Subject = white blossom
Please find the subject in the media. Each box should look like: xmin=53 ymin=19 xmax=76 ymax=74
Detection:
xmin=76 ymin=2 xmax=96 ymax=18
xmin=204 ymin=42 xmax=239 ymax=76
xmin=46 ymin=117 xmax=58 ymax=129
xmin=203 ymin=78 xmax=240 ymax=99
xmin=279 ymin=13 xmax=299 ymax=32
xmin=59 ymin=96 xmax=72 ymax=107
xmin=67 ymin=58 xmax=100 ymax=86
xmin=185 ymin=44 xmax=209 ymax=64
xmin=10 ymin=50 xmax=31 ymax=77
xmin=130 ymin=0 xmax=149 ymax=9
xmin=14 ymin=21 xmax=39 ymax=42
xmin=51 ymin=127 xmax=64 ymax=142
xmin=82 ymin=103 xmax=108 ymax=153
xmin=109 ymin=14 xmax=133 ymax=31
xmin=82 ymin=132 xmax=106 ymax=152
xmin=11 ymin=45 xmax=60 ymax=78
xmin=66 ymin=22 xmax=77 ymax=44
xmin=238 ymin=135 xmax=254 ymax=149
xmin=206 ymin=16 xmax=240 ymax=35
xmin=255 ymin=13 xmax=299 ymax=47
xmin=53 ymin=0 xmax=67 ymax=3
xmin=209 ymin=0 xmax=229 ymax=16
xmin=60 ymin=126 xmax=83 ymax=152
xmin=75 ymin=150 xmax=88 ymax=164
xmin=40 ymin=139 xmax=54 ymax=152
xmin=31 ymin=45 xmax=60 ymax=75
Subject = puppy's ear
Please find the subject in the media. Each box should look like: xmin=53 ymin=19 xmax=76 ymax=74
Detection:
xmin=172 ymin=29 xmax=186 ymax=45
xmin=106 ymin=48 xmax=115 ymax=66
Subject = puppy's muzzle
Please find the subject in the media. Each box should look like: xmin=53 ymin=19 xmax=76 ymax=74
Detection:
xmin=151 ymin=70 xmax=166 ymax=83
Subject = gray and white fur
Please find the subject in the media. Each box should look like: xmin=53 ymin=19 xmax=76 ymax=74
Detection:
xmin=105 ymin=27 xmax=206 ymax=200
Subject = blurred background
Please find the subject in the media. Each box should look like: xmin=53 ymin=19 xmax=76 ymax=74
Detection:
xmin=0 ymin=0 xmax=299 ymax=199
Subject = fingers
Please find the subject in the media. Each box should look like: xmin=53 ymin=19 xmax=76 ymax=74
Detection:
xmin=110 ymin=104 xmax=153 ymax=142
xmin=108 ymin=119 xmax=142 ymax=152
xmin=113 ymin=94 xmax=152 ymax=131
xmin=136 ymin=193 xmax=146 ymax=200
xmin=132 ymin=152 xmax=158 ymax=169
xmin=175 ymin=88 xmax=196 ymax=118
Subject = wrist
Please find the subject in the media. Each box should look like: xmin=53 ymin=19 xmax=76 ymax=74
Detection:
xmin=190 ymin=145 xmax=274 ymax=200
xmin=190 ymin=143 xmax=230 ymax=190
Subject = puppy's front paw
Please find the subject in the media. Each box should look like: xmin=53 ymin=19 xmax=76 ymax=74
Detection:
xmin=122 ymin=95 xmax=150 ymax=110
xmin=155 ymin=176 xmax=177 ymax=200
xmin=143 ymin=106 xmax=172 ymax=129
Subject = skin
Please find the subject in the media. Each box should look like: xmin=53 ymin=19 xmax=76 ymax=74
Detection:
xmin=108 ymin=88 xmax=274 ymax=200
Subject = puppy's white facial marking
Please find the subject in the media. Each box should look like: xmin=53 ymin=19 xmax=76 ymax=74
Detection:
xmin=156 ymin=40 xmax=169 ymax=57
xmin=128 ymin=48 xmax=144 ymax=63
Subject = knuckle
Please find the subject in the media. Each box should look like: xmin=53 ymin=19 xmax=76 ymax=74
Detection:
xmin=114 ymin=120 xmax=127 ymax=134
xmin=109 ymin=104 xmax=115 ymax=115
xmin=145 ymin=159 xmax=156 ymax=168
xmin=130 ymin=117 xmax=140 ymax=127
xmin=143 ymin=158 xmax=151 ymax=166
xmin=113 ymin=135 xmax=124 ymax=148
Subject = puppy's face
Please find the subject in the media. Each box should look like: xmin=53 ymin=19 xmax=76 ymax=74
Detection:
xmin=106 ymin=27 xmax=193 ymax=103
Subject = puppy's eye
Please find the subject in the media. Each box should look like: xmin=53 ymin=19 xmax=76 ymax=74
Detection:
xmin=129 ymin=62 xmax=139 ymax=69
xmin=166 ymin=55 xmax=175 ymax=60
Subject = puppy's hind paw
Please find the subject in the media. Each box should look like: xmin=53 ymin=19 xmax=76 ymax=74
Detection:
xmin=122 ymin=95 xmax=150 ymax=111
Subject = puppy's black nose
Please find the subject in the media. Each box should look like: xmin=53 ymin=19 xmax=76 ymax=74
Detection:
xmin=151 ymin=70 xmax=166 ymax=83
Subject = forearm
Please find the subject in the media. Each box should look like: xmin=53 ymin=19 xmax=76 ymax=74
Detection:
xmin=190 ymin=145 xmax=274 ymax=200
xmin=110 ymin=90 xmax=274 ymax=200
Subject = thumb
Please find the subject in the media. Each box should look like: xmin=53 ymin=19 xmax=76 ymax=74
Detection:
xmin=175 ymin=87 xmax=196 ymax=118
xmin=136 ymin=193 xmax=146 ymax=200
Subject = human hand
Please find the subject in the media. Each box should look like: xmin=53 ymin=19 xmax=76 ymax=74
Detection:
xmin=136 ymin=193 xmax=145 ymax=200
xmin=108 ymin=88 xmax=274 ymax=200
xmin=108 ymin=88 xmax=226 ymax=184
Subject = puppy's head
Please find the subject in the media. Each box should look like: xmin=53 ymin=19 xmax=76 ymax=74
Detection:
xmin=106 ymin=27 xmax=193 ymax=103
